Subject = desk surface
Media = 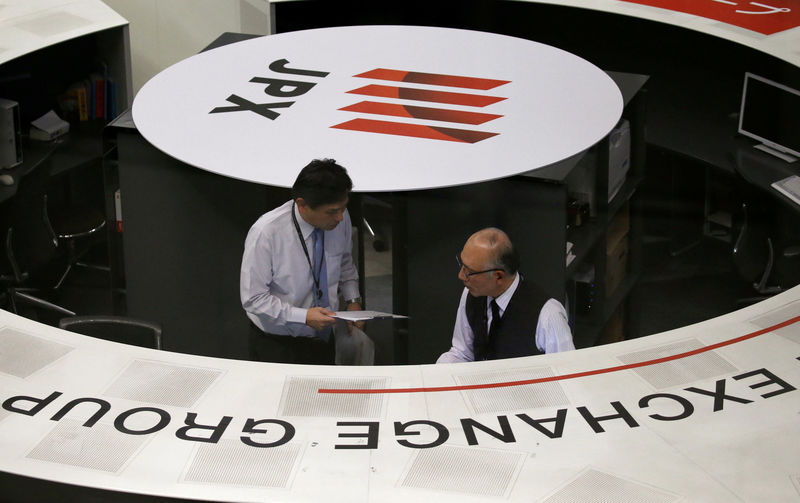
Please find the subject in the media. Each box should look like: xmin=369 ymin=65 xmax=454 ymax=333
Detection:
xmin=736 ymin=141 xmax=800 ymax=212
xmin=1 ymin=287 xmax=799 ymax=501
xmin=131 ymin=25 xmax=622 ymax=192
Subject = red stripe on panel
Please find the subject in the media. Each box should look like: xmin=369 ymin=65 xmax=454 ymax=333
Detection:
xmin=317 ymin=314 xmax=800 ymax=394
xmin=348 ymin=85 xmax=506 ymax=107
xmin=331 ymin=118 xmax=498 ymax=143
xmin=338 ymin=101 xmax=502 ymax=125
xmin=354 ymin=68 xmax=510 ymax=90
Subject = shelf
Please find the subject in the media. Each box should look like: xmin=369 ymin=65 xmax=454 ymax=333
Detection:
xmin=566 ymin=220 xmax=602 ymax=276
xmin=522 ymin=150 xmax=589 ymax=182
xmin=20 ymin=121 xmax=105 ymax=174
xmin=566 ymin=172 xmax=643 ymax=276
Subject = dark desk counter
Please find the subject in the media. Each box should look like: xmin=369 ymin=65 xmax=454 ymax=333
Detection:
xmin=736 ymin=142 xmax=800 ymax=212
xmin=0 ymin=141 xmax=58 ymax=204
xmin=0 ymin=121 xmax=105 ymax=204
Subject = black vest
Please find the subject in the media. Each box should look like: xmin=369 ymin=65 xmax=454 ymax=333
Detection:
xmin=466 ymin=277 xmax=548 ymax=360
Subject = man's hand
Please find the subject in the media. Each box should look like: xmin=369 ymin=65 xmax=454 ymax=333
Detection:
xmin=346 ymin=302 xmax=365 ymax=334
xmin=306 ymin=307 xmax=336 ymax=331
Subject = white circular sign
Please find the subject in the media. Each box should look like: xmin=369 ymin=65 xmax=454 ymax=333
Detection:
xmin=132 ymin=25 xmax=623 ymax=192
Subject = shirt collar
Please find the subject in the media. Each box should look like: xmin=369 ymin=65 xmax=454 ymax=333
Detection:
xmin=293 ymin=201 xmax=316 ymax=241
xmin=490 ymin=273 xmax=520 ymax=314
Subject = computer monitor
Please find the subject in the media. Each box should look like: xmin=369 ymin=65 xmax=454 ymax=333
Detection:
xmin=738 ymin=72 xmax=800 ymax=163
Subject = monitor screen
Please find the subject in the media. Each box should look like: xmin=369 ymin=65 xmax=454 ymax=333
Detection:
xmin=738 ymin=72 xmax=800 ymax=159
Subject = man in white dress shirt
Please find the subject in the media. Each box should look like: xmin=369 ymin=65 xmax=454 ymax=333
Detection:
xmin=438 ymin=227 xmax=574 ymax=363
xmin=240 ymin=159 xmax=362 ymax=364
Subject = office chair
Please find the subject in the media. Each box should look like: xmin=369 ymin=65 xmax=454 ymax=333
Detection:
xmin=361 ymin=195 xmax=392 ymax=252
xmin=732 ymin=201 xmax=800 ymax=305
xmin=0 ymin=162 xmax=75 ymax=317
xmin=49 ymin=203 xmax=106 ymax=289
xmin=58 ymin=315 xmax=162 ymax=350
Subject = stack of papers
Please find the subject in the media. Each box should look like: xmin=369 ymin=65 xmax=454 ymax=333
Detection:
xmin=566 ymin=241 xmax=576 ymax=267
xmin=30 ymin=110 xmax=69 ymax=141
xmin=333 ymin=310 xmax=407 ymax=321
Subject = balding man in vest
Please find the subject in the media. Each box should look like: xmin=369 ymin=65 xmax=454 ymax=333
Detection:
xmin=438 ymin=227 xmax=575 ymax=363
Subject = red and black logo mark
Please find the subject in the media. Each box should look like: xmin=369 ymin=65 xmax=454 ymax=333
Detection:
xmin=332 ymin=68 xmax=509 ymax=143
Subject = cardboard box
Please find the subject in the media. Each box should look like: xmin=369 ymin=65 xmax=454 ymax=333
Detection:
xmin=605 ymin=233 xmax=628 ymax=297
xmin=608 ymin=119 xmax=631 ymax=202
xmin=600 ymin=305 xmax=625 ymax=345
xmin=606 ymin=203 xmax=630 ymax=253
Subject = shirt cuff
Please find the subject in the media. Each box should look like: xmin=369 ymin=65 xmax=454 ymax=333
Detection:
xmin=436 ymin=351 xmax=468 ymax=364
xmin=287 ymin=306 xmax=308 ymax=324
xmin=340 ymin=281 xmax=360 ymax=304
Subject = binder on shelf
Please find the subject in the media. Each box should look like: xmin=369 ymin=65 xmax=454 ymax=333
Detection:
xmin=89 ymin=72 xmax=105 ymax=120
xmin=77 ymin=83 xmax=89 ymax=121
xmin=96 ymin=60 xmax=112 ymax=121
xmin=95 ymin=78 xmax=105 ymax=119
xmin=106 ymin=78 xmax=117 ymax=120
xmin=60 ymin=81 xmax=89 ymax=121
xmin=86 ymin=76 xmax=95 ymax=120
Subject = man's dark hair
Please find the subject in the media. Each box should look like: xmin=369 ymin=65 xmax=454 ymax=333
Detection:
xmin=481 ymin=227 xmax=520 ymax=275
xmin=291 ymin=158 xmax=353 ymax=208
xmin=496 ymin=241 xmax=520 ymax=275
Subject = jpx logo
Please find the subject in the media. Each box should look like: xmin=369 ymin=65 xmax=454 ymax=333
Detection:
xmin=209 ymin=59 xmax=510 ymax=144
xmin=332 ymin=68 xmax=510 ymax=143
xmin=209 ymin=59 xmax=329 ymax=120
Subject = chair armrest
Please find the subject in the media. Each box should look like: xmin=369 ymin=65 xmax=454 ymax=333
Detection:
xmin=5 ymin=228 xmax=24 ymax=283
xmin=782 ymin=246 xmax=800 ymax=259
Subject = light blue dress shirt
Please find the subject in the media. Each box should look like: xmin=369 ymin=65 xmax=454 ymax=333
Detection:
xmin=240 ymin=200 xmax=360 ymax=338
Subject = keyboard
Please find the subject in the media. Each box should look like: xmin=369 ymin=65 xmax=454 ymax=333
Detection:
xmin=771 ymin=175 xmax=800 ymax=207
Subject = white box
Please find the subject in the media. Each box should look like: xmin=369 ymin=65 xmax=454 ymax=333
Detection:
xmin=0 ymin=98 xmax=22 ymax=169
xmin=608 ymin=119 xmax=631 ymax=201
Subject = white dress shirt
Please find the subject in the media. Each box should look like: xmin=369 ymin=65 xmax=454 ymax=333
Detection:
xmin=240 ymin=200 xmax=360 ymax=338
xmin=437 ymin=274 xmax=574 ymax=363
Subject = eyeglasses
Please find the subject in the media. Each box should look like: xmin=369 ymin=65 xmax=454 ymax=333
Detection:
xmin=456 ymin=254 xmax=504 ymax=278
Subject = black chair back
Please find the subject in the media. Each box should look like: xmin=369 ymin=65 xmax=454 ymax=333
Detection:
xmin=58 ymin=315 xmax=162 ymax=350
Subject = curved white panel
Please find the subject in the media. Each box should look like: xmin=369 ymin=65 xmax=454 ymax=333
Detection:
xmin=513 ymin=0 xmax=800 ymax=67
xmin=0 ymin=287 xmax=798 ymax=501
xmin=3 ymin=4 xmax=799 ymax=501
xmin=0 ymin=0 xmax=127 ymax=65
xmin=132 ymin=25 xmax=623 ymax=192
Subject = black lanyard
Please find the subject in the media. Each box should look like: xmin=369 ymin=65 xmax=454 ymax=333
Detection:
xmin=291 ymin=201 xmax=324 ymax=303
